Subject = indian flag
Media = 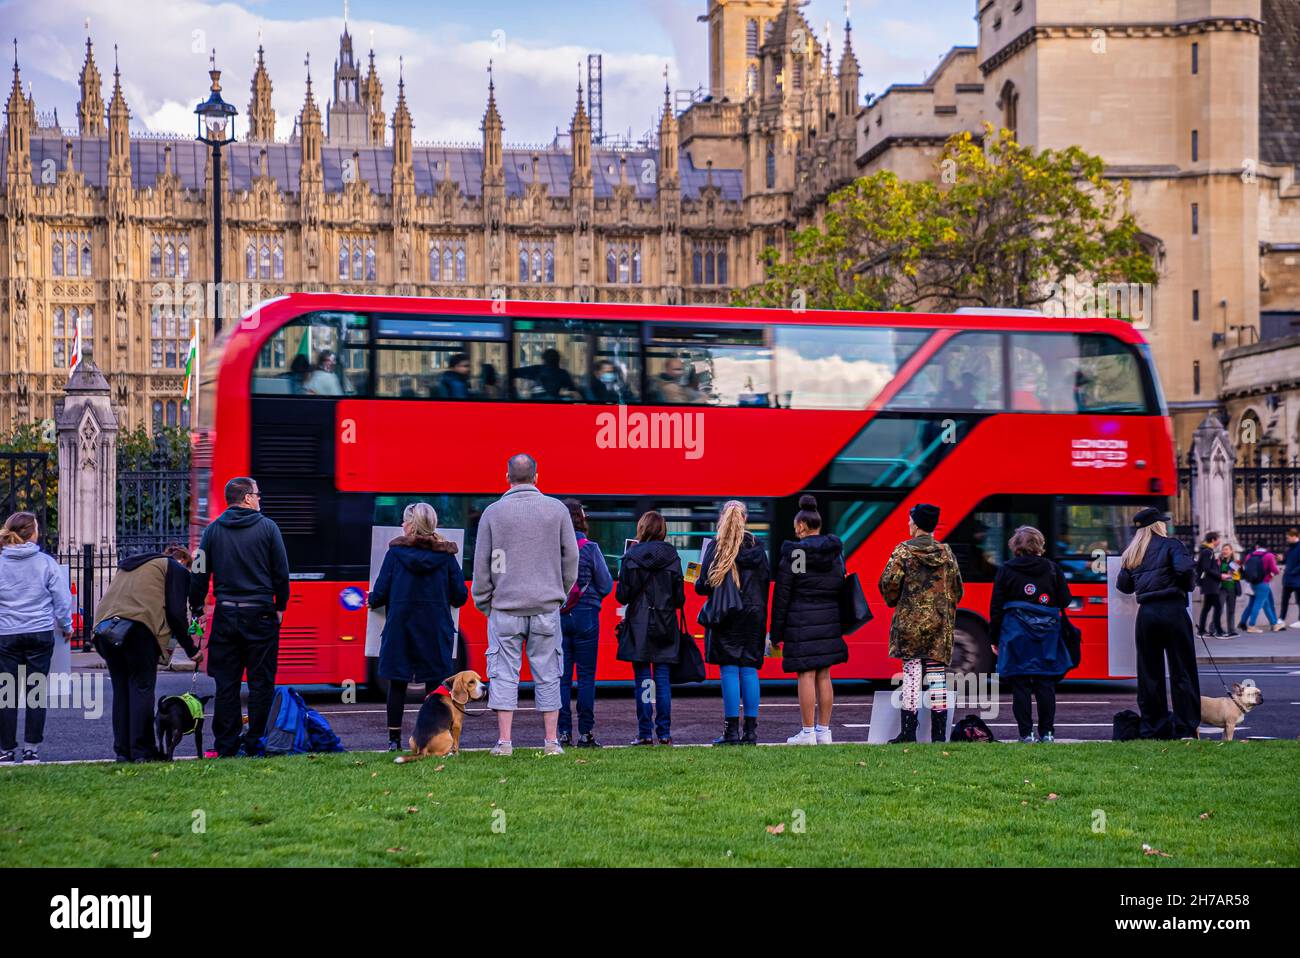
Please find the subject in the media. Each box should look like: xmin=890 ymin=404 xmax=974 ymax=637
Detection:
xmin=182 ymin=324 xmax=199 ymax=405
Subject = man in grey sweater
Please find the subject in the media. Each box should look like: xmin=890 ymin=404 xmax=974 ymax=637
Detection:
xmin=472 ymin=453 xmax=578 ymax=755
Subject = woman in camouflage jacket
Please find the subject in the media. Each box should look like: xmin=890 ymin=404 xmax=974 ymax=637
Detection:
xmin=878 ymin=503 xmax=964 ymax=743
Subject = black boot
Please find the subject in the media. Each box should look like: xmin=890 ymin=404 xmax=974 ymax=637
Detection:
xmin=712 ymin=717 xmax=740 ymax=746
xmin=889 ymin=710 xmax=918 ymax=743
xmin=741 ymin=716 xmax=758 ymax=745
xmin=930 ymin=709 xmax=948 ymax=743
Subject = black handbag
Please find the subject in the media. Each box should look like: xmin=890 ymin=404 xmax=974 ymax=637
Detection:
xmin=93 ymin=616 xmax=135 ymax=649
xmin=838 ymin=572 xmax=873 ymax=634
xmin=1061 ymin=612 xmax=1082 ymax=672
xmin=698 ymin=572 xmax=743 ymax=627
xmin=669 ymin=610 xmax=706 ymax=684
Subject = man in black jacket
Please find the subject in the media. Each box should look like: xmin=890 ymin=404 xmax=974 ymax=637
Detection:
xmin=189 ymin=477 xmax=290 ymax=757
xmin=1195 ymin=532 xmax=1224 ymax=638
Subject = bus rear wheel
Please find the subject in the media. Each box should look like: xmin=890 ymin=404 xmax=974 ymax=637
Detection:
xmin=949 ymin=616 xmax=993 ymax=686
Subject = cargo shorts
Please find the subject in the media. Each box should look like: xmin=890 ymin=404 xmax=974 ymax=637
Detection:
xmin=485 ymin=609 xmax=564 ymax=712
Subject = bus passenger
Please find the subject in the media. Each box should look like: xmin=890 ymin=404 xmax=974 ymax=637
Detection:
xmin=514 ymin=348 xmax=580 ymax=400
xmin=479 ymin=362 xmax=503 ymax=399
xmin=697 ymin=500 xmax=770 ymax=745
xmin=653 ymin=358 xmax=705 ymax=404
xmin=305 ymin=349 xmax=344 ymax=396
xmin=586 ymin=360 xmax=634 ymax=404
xmin=988 ymin=525 xmax=1072 ymax=743
xmin=878 ymin=503 xmax=963 ymax=743
xmin=616 ymin=510 xmax=684 ymax=745
xmin=769 ymin=495 xmax=848 ymax=745
xmin=557 ymin=499 xmax=613 ymax=748
xmin=368 ymin=503 xmax=468 ymax=752
xmin=437 ymin=353 xmax=473 ymax=400
xmin=1115 ymin=508 xmax=1199 ymax=738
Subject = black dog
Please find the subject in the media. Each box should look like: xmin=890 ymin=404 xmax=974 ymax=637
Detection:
xmin=156 ymin=692 xmax=212 ymax=760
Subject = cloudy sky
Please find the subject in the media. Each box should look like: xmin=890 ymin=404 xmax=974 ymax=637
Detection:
xmin=3 ymin=0 xmax=977 ymax=145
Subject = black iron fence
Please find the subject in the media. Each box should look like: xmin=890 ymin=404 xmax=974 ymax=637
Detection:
xmin=117 ymin=436 xmax=190 ymax=554
xmin=1175 ymin=451 xmax=1300 ymax=553
xmin=54 ymin=544 xmax=122 ymax=649
xmin=0 ymin=451 xmax=53 ymax=549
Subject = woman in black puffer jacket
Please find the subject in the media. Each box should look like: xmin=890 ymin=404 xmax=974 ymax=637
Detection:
xmin=1116 ymin=507 xmax=1199 ymax=739
xmin=769 ymin=495 xmax=847 ymax=745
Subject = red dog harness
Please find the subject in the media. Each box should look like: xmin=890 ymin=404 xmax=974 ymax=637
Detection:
xmin=425 ymin=685 xmax=452 ymax=700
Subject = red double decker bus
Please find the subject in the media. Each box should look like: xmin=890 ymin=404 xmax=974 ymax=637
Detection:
xmin=193 ymin=293 xmax=1174 ymax=688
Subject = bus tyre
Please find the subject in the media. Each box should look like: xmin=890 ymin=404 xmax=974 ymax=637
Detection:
xmin=364 ymin=657 xmax=390 ymax=703
xmin=949 ymin=616 xmax=993 ymax=684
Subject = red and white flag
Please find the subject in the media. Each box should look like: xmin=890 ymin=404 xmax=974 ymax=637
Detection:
xmin=69 ymin=314 xmax=84 ymax=372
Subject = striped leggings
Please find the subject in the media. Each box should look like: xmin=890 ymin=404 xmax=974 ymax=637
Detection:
xmin=900 ymin=658 xmax=950 ymax=712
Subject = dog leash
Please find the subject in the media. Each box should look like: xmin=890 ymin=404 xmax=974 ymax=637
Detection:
xmin=188 ymin=619 xmax=205 ymax=693
xmin=1196 ymin=632 xmax=1247 ymax=717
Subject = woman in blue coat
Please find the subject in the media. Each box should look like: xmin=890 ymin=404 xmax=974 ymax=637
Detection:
xmin=989 ymin=525 xmax=1073 ymax=743
xmin=368 ymin=502 xmax=468 ymax=750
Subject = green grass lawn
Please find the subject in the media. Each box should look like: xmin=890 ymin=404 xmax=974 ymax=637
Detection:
xmin=2 ymin=742 xmax=1296 ymax=867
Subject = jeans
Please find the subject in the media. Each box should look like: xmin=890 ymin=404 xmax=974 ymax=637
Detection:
xmin=633 ymin=662 xmax=672 ymax=739
xmin=720 ymin=664 xmax=759 ymax=719
xmin=0 ymin=630 xmax=55 ymax=750
xmin=208 ymin=603 xmax=280 ymax=757
xmin=95 ymin=622 xmax=162 ymax=761
xmin=1240 ymin=586 xmax=1278 ymax=628
xmin=559 ymin=607 xmax=599 ymax=737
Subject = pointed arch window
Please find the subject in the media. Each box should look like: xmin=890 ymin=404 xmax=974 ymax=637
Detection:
xmin=766 ymin=145 xmax=776 ymax=189
xmin=246 ymin=243 xmax=257 ymax=279
xmin=66 ymin=240 xmax=78 ymax=277
xmin=52 ymin=241 xmax=63 ymax=276
xmin=272 ymin=241 xmax=284 ymax=279
xmin=81 ymin=242 xmax=92 ymax=276
xmin=176 ymin=242 xmax=188 ymax=279
xmin=544 ymin=247 xmax=555 ymax=284
xmin=455 ymin=246 xmax=467 ymax=282
xmin=692 ymin=240 xmax=729 ymax=287
xmin=746 ymin=65 xmax=758 ymax=97
xmin=150 ymin=241 xmax=163 ymax=278
xmin=430 ymin=242 xmax=442 ymax=282
xmin=518 ymin=238 xmax=556 ymax=284
xmin=338 ymin=238 xmax=350 ymax=280
xmin=365 ymin=244 xmax=377 ymax=281
xmin=606 ymin=248 xmax=617 ymax=285
xmin=259 ymin=241 xmax=272 ymax=280
xmin=605 ymin=240 xmax=643 ymax=286
xmin=746 ymin=20 xmax=759 ymax=57
xmin=352 ymin=243 xmax=363 ymax=281
xmin=163 ymin=241 xmax=176 ymax=277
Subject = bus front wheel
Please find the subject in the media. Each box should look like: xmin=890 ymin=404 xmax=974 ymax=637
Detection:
xmin=949 ymin=616 xmax=993 ymax=683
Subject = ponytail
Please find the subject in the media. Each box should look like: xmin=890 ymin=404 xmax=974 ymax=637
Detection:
xmin=707 ymin=500 xmax=748 ymax=588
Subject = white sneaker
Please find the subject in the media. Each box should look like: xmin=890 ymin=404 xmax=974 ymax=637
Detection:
xmin=489 ymin=741 xmax=513 ymax=757
xmin=542 ymin=740 xmax=564 ymax=756
xmin=1289 ymin=621 xmax=1300 ymax=629
xmin=815 ymin=727 xmax=833 ymax=745
xmin=786 ymin=728 xmax=818 ymax=746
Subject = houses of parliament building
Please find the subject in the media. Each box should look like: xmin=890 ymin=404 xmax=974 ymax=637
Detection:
xmin=1 ymin=0 xmax=1298 ymax=452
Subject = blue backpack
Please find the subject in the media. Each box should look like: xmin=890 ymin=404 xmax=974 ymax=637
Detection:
xmin=261 ymin=686 xmax=346 ymax=756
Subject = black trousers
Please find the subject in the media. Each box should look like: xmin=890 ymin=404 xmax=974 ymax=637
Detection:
xmin=1222 ymin=593 xmax=1237 ymax=632
xmin=1281 ymin=586 xmax=1300 ymax=620
xmin=1135 ymin=599 xmax=1201 ymax=738
xmin=208 ymin=603 xmax=280 ymax=757
xmin=95 ymin=624 xmax=161 ymax=761
xmin=1009 ymin=675 xmax=1057 ymax=737
xmin=0 ymin=630 xmax=54 ymax=750
xmin=1197 ymin=592 xmax=1223 ymax=635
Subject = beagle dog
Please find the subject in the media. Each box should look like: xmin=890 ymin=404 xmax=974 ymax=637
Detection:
xmin=394 ymin=670 xmax=486 ymax=763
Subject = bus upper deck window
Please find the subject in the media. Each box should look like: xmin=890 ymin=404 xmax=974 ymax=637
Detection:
xmin=887 ymin=332 xmax=1004 ymax=412
xmin=511 ymin=318 xmax=641 ymax=404
xmin=252 ymin=312 xmax=369 ymax=398
xmin=1011 ymin=333 xmax=1147 ymax=414
xmin=774 ymin=325 xmax=928 ymax=409
xmin=647 ymin=325 xmax=771 ymax=407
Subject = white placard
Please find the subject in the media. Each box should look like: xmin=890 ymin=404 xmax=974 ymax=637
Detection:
xmin=865 ymin=691 xmax=955 ymax=744
xmin=1106 ymin=555 xmax=1192 ymax=679
xmin=364 ymin=527 xmax=465 ymax=658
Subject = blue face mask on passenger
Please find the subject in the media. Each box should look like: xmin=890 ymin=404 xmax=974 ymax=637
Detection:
xmin=601 ymin=373 xmax=618 ymax=384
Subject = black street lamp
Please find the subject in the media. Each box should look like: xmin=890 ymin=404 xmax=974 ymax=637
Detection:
xmin=195 ymin=52 xmax=237 ymax=337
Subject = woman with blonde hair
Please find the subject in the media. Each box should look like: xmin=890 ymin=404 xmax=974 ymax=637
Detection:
xmin=1116 ymin=507 xmax=1198 ymax=738
xmin=368 ymin=502 xmax=468 ymax=750
xmin=0 ymin=512 xmax=73 ymax=764
xmin=696 ymin=500 xmax=770 ymax=745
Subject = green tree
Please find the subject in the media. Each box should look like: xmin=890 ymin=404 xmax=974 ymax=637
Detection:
xmin=0 ymin=421 xmax=58 ymax=541
xmin=735 ymin=125 xmax=1158 ymax=313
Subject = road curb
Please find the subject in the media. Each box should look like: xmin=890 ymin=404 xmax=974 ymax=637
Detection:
xmin=1196 ymin=656 xmax=1300 ymax=665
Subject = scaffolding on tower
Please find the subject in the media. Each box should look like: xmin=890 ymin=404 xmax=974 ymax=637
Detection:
xmin=587 ymin=53 xmax=604 ymax=145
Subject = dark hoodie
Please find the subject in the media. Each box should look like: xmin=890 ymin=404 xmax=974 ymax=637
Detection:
xmin=696 ymin=532 xmax=771 ymax=668
xmin=988 ymin=553 xmax=1072 ymax=646
xmin=615 ymin=539 xmax=685 ymax=664
xmin=189 ymin=506 xmax=291 ymax=614
xmin=369 ymin=535 xmax=469 ymax=683
xmin=770 ymin=533 xmax=849 ymax=673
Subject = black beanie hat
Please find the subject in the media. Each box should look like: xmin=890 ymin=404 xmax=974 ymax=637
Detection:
xmin=910 ymin=503 xmax=940 ymax=534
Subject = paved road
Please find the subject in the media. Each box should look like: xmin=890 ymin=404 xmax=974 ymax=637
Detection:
xmin=21 ymin=663 xmax=1300 ymax=762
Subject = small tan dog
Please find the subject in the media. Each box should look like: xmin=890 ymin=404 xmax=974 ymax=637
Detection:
xmin=1198 ymin=682 xmax=1263 ymax=741
xmin=394 ymin=670 xmax=486 ymax=763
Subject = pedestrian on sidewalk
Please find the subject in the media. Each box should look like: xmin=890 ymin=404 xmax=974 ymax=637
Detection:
xmin=878 ymin=503 xmax=963 ymax=744
xmin=472 ymin=454 xmax=578 ymax=756
xmin=989 ymin=526 xmax=1072 ymax=743
xmin=1116 ymin=508 xmax=1199 ymax=738
xmin=769 ymin=494 xmax=848 ymax=745
xmin=616 ymin=510 xmax=684 ymax=746
xmin=94 ymin=544 xmax=200 ymax=762
xmin=189 ymin=477 xmax=290 ymax=757
xmin=697 ymin=500 xmax=770 ymax=746
xmin=1195 ymin=531 xmax=1225 ymax=638
xmin=368 ymin=502 xmax=468 ymax=752
xmin=0 ymin=512 xmax=73 ymax=765
xmin=1237 ymin=541 xmax=1284 ymax=634
xmin=558 ymin=499 xmax=613 ymax=748
xmin=1219 ymin=543 xmax=1242 ymax=638
xmin=1280 ymin=528 xmax=1300 ymax=628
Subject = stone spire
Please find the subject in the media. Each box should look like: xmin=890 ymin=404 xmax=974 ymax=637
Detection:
xmin=248 ymin=42 xmax=275 ymax=141
xmin=838 ymin=5 xmax=860 ymax=118
xmin=77 ymin=36 xmax=105 ymax=136
xmin=481 ymin=61 xmax=503 ymax=187
xmin=391 ymin=57 xmax=412 ymax=188
xmin=570 ymin=75 xmax=591 ymax=189
xmin=363 ymin=45 xmax=385 ymax=145
xmin=107 ymin=46 xmax=130 ymax=184
xmin=658 ymin=67 xmax=679 ymax=186
xmin=5 ymin=40 xmax=32 ymax=183
xmin=299 ymin=53 xmax=323 ymax=189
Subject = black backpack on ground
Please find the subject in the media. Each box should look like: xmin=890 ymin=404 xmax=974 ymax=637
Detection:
xmin=950 ymin=714 xmax=996 ymax=742
xmin=1112 ymin=709 xmax=1141 ymax=741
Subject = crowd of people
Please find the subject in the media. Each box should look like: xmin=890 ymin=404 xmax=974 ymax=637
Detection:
xmin=0 ymin=455 xmax=1289 ymax=762
xmin=1195 ymin=528 xmax=1300 ymax=637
